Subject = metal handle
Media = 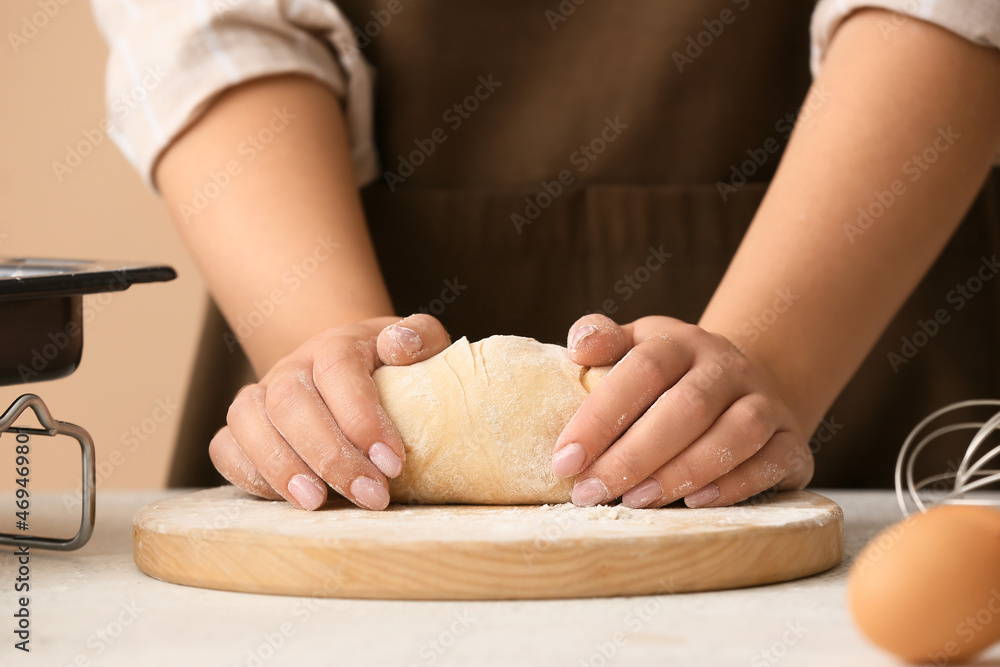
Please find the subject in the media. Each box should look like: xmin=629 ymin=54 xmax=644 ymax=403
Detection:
xmin=0 ymin=394 xmax=95 ymax=551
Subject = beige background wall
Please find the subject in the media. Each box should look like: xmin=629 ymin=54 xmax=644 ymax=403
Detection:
xmin=1 ymin=0 xmax=205 ymax=491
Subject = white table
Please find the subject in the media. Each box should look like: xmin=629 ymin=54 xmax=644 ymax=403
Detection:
xmin=0 ymin=489 xmax=992 ymax=666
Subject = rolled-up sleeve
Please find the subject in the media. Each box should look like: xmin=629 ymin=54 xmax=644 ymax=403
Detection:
xmin=810 ymin=0 xmax=1000 ymax=75
xmin=89 ymin=0 xmax=377 ymax=190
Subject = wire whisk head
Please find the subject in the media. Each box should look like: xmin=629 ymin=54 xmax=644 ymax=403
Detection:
xmin=896 ymin=399 xmax=1000 ymax=517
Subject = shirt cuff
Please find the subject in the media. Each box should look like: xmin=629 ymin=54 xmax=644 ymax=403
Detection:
xmin=810 ymin=0 xmax=1000 ymax=76
xmin=90 ymin=0 xmax=378 ymax=191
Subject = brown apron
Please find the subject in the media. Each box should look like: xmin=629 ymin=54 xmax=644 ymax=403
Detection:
xmin=171 ymin=1 xmax=1000 ymax=490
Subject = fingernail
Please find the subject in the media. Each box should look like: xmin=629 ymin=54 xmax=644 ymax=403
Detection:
xmin=623 ymin=478 xmax=662 ymax=509
xmin=287 ymin=474 xmax=326 ymax=510
xmin=685 ymin=483 xmax=720 ymax=508
xmin=388 ymin=325 xmax=423 ymax=355
xmin=369 ymin=441 xmax=403 ymax=478
xmin=552 ymin=442 xmax=587 ymax=477
xmin=569 ymin=324 xmax=598 ymax=350
xmin=351 ymin=476 xmax=390 ymax=510
xmin=572 ymin=477 xmax=610 ymax=507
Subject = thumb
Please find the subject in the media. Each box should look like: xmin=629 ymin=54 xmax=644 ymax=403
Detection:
xmin=566 ymin=314 xmax=629 ymax=367
xmin=377 ymin=313 xmax=452 ymax=365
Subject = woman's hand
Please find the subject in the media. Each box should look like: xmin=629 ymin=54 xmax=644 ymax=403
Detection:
xmin=208 ymin=314 xmax=451 ymax=511
xmin=552 ymin=314 xmax=813 ymax=508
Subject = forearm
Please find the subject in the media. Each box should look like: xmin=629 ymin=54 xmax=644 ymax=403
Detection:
xmin=156 ymin=75 xmax=394 ymax=376
xmin=699 ymin=10 xmax=1000 ymax=433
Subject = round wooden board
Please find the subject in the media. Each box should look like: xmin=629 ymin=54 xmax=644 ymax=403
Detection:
xmin=133 ymin=486 xmax=843 ymax=600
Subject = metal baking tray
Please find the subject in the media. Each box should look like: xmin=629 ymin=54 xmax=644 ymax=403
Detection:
xmin=0 ymin=258 xmax=176 ymax=385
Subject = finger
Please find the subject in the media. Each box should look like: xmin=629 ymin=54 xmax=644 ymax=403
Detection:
xmin=573 ymin=365 xmax=750 ymax=507
xmin=553 ymin=331 xmax=694 ymax=479
xmin=377 ymin=313 xmax=452 ymax=365
xmin=313 ymin=336 xmax=407 ymax=479
xmin=566 ymin=314 xmax=629 ymax=367
xmin=265 ymin=361 xmax=392 ymax=510
xmin=208 ymin=426 xmax=282 ymax=500
xmin=618 ymin=394 xmax=777 ymax=508
xmin=688 ymin=430 xmax=808 ymax=508
xmin=226 ymin=384 xmax=330 ymax=511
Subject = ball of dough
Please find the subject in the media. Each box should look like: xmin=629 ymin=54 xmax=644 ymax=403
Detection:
xmin=374 ymin=335 xmax=609 ymax=504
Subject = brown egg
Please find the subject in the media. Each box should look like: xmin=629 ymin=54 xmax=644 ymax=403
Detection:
xmin=848 ymin=505 xmax=1000 ymax=664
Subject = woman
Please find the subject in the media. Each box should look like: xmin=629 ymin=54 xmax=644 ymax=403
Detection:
xmin=91 ymin=0 xmax=1000 ymax=511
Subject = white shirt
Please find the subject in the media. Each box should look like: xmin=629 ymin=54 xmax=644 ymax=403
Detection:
xmin=88 ymin=0 xmax=1000 ymax=190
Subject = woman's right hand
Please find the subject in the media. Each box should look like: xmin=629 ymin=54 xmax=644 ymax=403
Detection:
xmin=208 ymin=314 xmax=452 ymax=510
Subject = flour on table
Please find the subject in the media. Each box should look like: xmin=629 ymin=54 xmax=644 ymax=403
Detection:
xmin=540 ymin=502 xmax=638 ymax=521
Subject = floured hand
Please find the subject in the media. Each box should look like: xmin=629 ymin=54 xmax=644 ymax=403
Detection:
xmin=209 ymin=314 xmax=451 ymax=511
xmin=552 ymin=314 xmax=813 ymax=508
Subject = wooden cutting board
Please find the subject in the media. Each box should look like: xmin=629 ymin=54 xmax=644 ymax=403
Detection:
xmin=133 ymin=486 xmax=843 ymax=600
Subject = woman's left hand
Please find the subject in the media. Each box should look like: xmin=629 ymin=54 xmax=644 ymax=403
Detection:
xmin=552 ymin=314 xmax=814 ymax=508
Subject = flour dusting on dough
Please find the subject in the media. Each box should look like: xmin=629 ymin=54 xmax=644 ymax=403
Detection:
xmin=373 ymin=335 xmax=610 ymax=505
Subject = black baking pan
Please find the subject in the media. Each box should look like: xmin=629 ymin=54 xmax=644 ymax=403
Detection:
xmin=0 ymin=258 xmax=176 ymax=385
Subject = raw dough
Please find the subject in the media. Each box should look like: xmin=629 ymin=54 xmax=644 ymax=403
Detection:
xmin=374 ymin=335 xmax=609 ymax=504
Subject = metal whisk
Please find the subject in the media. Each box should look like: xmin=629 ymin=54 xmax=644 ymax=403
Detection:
xmin=896 ymin=399 xmax=1000 ymax=517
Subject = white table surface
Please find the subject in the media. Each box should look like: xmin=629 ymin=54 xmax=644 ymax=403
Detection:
xmin=1 ymin=489 xmax=996 ymax=667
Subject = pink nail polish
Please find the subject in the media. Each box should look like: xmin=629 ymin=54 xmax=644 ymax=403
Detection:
xmin=287 ymin=474 xmax=326 ymax=510
xmin=351 ymin=476 xmax=390 ymax=510
xmin=388 ymin=325 xmax=423 ymax=355
xmin=572 ymin=477 xmax=610 ymax=506
xmin=684 ymin=483 xmax=720 ymax=508
xmin=369 ymin=441 xmax=403 ymax=478
xmin=569 ymin=324 xmax=598 ymax=350
xmin=623 ymin=478 xmax=662 ymax=508
xmin=552 ymin=442 xmax=586 ymax=477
